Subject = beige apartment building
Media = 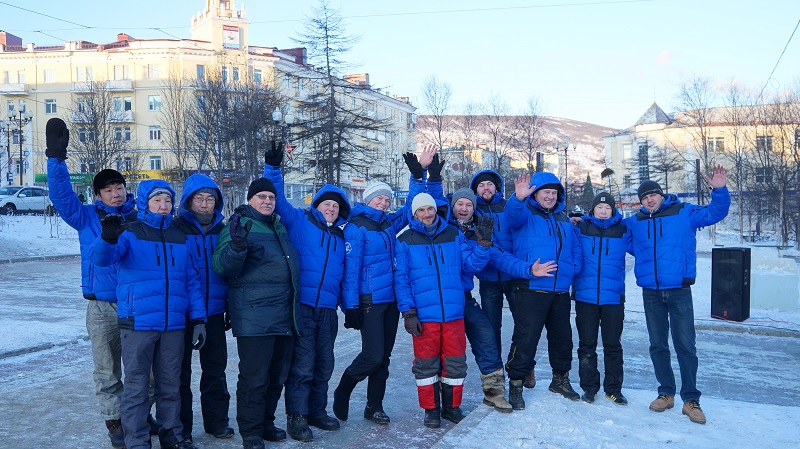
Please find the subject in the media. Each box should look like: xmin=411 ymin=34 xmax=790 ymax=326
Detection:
xmin=0 ymin=0 xmax=416 ymax=206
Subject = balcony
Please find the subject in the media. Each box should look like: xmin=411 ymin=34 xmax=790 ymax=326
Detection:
xmin=106 ymin=80 xmax=133 ymax=91
xmin=0 ymin=83 xmax=29 ymax=95
xmin=71 ymin=82 xmax=94 ymax=93
xmin=108 ymin=111 xmax=134 ymax=123
xmin=71 ymin=111 xmax=96 ymax=123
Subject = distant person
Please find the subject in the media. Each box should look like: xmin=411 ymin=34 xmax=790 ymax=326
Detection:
xmin=78 ymin=192 xmax=86 ymax=204
xmin=213 ymin=177 xmax=301 ymax=449
xmin=91 ymin=180 xmax=206 ymax=449
xmin=625 ymin=169 xmax=729 ymax=425
xmin=45 ymin=117 xmax=139 ymax=449
xmin=173 ymin=174 xmax=233 ymax=443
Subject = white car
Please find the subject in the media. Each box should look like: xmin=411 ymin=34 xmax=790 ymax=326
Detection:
xmin=0 ymin=186 xmax=55 ymax=215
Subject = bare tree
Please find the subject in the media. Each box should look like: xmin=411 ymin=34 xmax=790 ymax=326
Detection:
xmin=513 ymin=96 xmax=548 ymax=171
xmin=159 ymin=71 xmax=193 ymax=181
xmin=673 ymin=76 xmax=719 ymax=204
xmin=648 ymin=142 xmax=683 ymax=193
xmin=418 ymin=75 xmax=453 ymax=150
xmin=480 ymin=94 xmax=516 ymax=193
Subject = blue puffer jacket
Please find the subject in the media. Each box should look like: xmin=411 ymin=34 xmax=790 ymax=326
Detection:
xmin=340 ymin=175 xmax=424 ymax=310
xmin=90 ymin=180 xmax=206 ymax=331
xmin=574 ymin=211 xmax=632 ymax=305
xmin=395 ymin=216 xmax=490 ymax=322
xmin=47 ymin=158 xmax=137 ymax=302
xmin=624 ymin=187 xmax=730 ymax=290
xmin=173 ymin=174 xmax=228 ymax=318
xmin=504 ymin=171 xmax=582 ymax=293
xmin=264 ymin=164 xmax=350 ymax=310
xmin=470 ymin=170 xmax=514 ymax=282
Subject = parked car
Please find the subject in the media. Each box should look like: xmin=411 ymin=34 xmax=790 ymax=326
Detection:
xmin=0 ymin=186 xmax=55 ymax=215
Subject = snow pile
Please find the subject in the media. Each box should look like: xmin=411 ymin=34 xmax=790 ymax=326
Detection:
xmin=0 ymin=214 xmax=79 ymax=261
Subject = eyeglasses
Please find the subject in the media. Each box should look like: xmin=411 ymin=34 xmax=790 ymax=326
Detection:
xmin=254 ymin=194 xmax=275 ymax=201
xmin=192 ymin=197 xmax=216 ymax=205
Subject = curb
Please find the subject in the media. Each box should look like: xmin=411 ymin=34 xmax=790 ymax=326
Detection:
xmin=695 ymin=322 xmax=800 ymax=338
xmin=0 ymin=335 xmax=89 ymax=360
xmin=0 ymin=253 xmax=81 ymax=265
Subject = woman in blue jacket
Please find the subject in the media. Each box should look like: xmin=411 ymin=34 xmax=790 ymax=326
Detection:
xmin=262 ymin=146 xmax=351 ymax=442
xmin=573 ymin=192 xmax=632 ymax=405
xmin=91 ymin=180 xmax=206 ymax=449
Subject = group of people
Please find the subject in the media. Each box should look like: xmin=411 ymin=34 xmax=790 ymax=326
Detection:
xmin=45 ymin=113 xmax=730 ymax=449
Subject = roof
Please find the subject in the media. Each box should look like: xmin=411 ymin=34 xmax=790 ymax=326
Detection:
xmin=634 ymin=102 xmax=672 ymax=126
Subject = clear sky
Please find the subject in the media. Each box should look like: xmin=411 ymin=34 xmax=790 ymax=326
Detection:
xmin=2 ymin=0 xmax=799 ymax=129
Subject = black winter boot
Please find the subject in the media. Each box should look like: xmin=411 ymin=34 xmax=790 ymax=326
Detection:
xmin=333 ymin=372 xmax=359 ymax=421
xmin=423 ymin=382 xmax=441 ymax=428
xmin=242 ymin=436 xmax=266 ymax=449
xmin=582 ymin=389 xmax=598 ymax=403
xmin=286 ymin=414 xmax=313 ymax=442
xmin=262 ymin=424 xmax=286 ymax=442
xmin=307 ymin=413 xmax=340 ymax=431
xmin=364 ymin=402 xmax=390 ymax=424
xmin=549 ymin=372 xmax=580 ymax=401
xmin=508 ymin=379 xmax=525 ymax=410
xmin=440 ymin=382 xmax=466 ymax=424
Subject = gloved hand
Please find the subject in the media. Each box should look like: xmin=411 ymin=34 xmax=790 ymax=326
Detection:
xmin=45 ymin=118 xmax=70 ymax=160
xmin=192 ymin=322 xmax=207 ymax=350
xmin=402 ymin=152 xmax=424 ymax=180
xmin=264 ymin=140 xmax=285 ymax=167
xmin=427 ymin=154 xmax=446 ymax=183
xmin=473 ymin=215 xmax=495 ymax=247
xmin=402 ymin=309 xmax=422 ymax=336
xmin=100 ymin=214 xmax=125 ymax=244
xmin=344 ymin=308 xmax=363 ymax=330
xmin=229 ymin=214 xmax=252 ymax=251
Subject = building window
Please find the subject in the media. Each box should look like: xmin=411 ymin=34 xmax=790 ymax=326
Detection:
xmin=6 ymin=100 xmax=13 ymax=115
xmin=638 ymin=143 xmax=649 ymax=181
xmin=45 ymin=99 xmax=57 ymax=114
xmin=352 ymin=97 xmax=357 ymax=109
xmin=113 ymin=96 xmax=132 ymax=112
xmin=114 ymin=127 xmax=131 ymax=142
xmin=284 ymin=74 xmax=290 ymax=89
xmin=196 ymin=65 xmax=205 ymax=80
xmin=43 ymin=69 xmax=56 ymax=83
xmin=150 ymin=156 xmax=162 ymax=171
xmin=622 ymin=142 xmax=632 ymax=160
xmin=222 ymin=66 xmax=228 ymax=83
xmin=286 ymin=184 xmax=294 ymax=199
xmin=116 ymin=157 xmax=132 ymax=172
xmin=149 ymin=126 xmax=161 ymax=141
xmin=148 ymin=95 xmax=161 ymax=111
xmin=756 ymin=136 xmax=773 ymax=152
xmin=5 ymin=70 xmax=14 ymax=83
xmin=78 ymin=128 xmax=97 ymax=144
xmin=623 ymin=175 xmax=632 ymax=190
xmin=233 ymin=67 xmax=240 ymax=82
xmin=147 ymin=64 xmax=161 ymax=79
xmin=707 ymin=137 xmax=724 ymax=152
xmin=254 ymin=69 xmax=262 ymax=84
xmin=75 ymin=66 xmax=93 ymax=81
xmin=755 ymin=167 xmax=773 ymax=183
xmin=113 ymin=65 xmax=130 ymax=80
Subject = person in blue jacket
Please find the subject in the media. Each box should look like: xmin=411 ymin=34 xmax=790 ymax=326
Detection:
xmin=262 ymin=143 xmax=350 ymax=442
xmin=44 ymin=117 xmax=138 ymax=448
xmin=173 ymin=174 xmax=232 ymax=442
xmin=573 ymin=192 xmax=632 ymax=405
xmin=332 ymin=149 xmax=432 ymax=426
xmin=91 ymin=179 xmax=206 ymax=449
xmin=504 ymin=171 xmax=583 ymax=410
xmin=625 ymin=167 xmax=730 ymax=425
xmin=396 ymin=193 xmax=491 ymax=429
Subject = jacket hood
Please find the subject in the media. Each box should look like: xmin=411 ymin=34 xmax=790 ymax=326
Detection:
xmin=470 ymin=170 xmax=505 ymax=205
xmin=311 ymin=184 xmax=351 ymax=224
xmin=349 ymin=202 xmax=389 ymax=223
xmin=639 ymin=193 xmax=679 ymax=215
xmin=180 ymin=174 xmax=224 ymax=212
xmin=136 ymin=179 xmax=176 ymax=226
xmin=528 ymin=171 xmax=565 ymax=213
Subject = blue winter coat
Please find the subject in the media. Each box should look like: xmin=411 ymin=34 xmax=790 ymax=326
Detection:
xmin=90 ymin=180 xmax=205 ymax=331
xmin=173 ymin=174 xmax=228 ymax=318
xmin=395 ymin=216 xmax=490 ymax=323
xmin=624 ymin=187 xmax=730 ymax=290
xmin=341 ymin=175 xmax=425 ymax=310
xmin=47 ymin=158 xmax=137 ymax=302
xmin=470 ymin=170 xmax=514 ymax=282
xmin=574 ymin=211 xmax=632 ymax=305
xmin=504 ymin=171 xmax=582 ymax=293
xmin=263 ymin=164 xmax=350 ymax=310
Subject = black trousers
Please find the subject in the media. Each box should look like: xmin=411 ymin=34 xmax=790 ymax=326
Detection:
xmin=235 ymin=335 xmax=294 ymax=439
xmin=505 ymin=287 xmax=573 ymax=380
xmin=575 ymin=301 xmax=624 ymax=394
xmin=179 ymin=313 xmax=231 ymax=435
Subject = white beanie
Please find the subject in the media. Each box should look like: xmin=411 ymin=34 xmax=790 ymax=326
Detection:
xmin=363 ymin=181 xmax=392 ymax=205
xmin=411 ymin=193 xmax=436 ymax=215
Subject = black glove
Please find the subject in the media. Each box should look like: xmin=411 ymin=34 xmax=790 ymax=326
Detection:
xmin=402 ymin=310 xmax=422 ymax=336
xmin=344 ymin=308 xmax=363 ymax=330
xmin=403 ymin=152 xmax=424 ymax=180
xmin=45 ymin=118 xmax=69 ymax=160
xmin=224 ymin=311 xmax=231 ymax=331
xmin=192 ymin=322 xmax=207 ymax=350
xmin=229 ymin=214 xmax=252 ymax=251
xmin=264 ymin=140 xmax=284 ymax=167
xmin=100 ymin=214 xmax=125 ymax=244
xmin=473 ymin=215 xmax=495 ymax=247
xmin=427 ymin=154 xmax=446 ymax=183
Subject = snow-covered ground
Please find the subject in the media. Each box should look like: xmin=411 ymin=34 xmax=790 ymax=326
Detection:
xmin=0 ymin=214 xmax=79 ymax=261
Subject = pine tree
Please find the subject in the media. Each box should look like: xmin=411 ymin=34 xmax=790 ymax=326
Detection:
xmin=582 ymin=172 xmax=595 ymax=211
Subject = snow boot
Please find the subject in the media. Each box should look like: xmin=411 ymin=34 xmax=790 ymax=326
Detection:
xmin=441 ymin=383 xmax=466 ymax=424
xmin=105 ymin=419 xmax=125 ymax=449
xmin=480 ymin=369 xmax=513 ymax=413
xmin=581 ymin=389 xmax=598 ymax=404
xmin=286 ymin=414 xmax=313 ymax=442
xmin=364 ymin=402 xmax=391 ymax=424
xmin=423 ymin=382 xmax=441 ymax=428
xmin=364 ymin=377 xmax=390 ymax=424
xmin=523 ymin=368 xmax=536 ymax=389
xmin=333 ymin=372 xmax=358 ymax=421
xmin=262 ymin=424 xmax=286 ymax=442
xmin=242 ymin=436 xmax=266 ymax=449
xmin=508 ymin=379 xmax=525 ymax=410
xmin=148 ymin=413 xmax=161 ymax=436
xmin=548 ymin=372 xmax=580 ymax=401
xmin=307 ymin=413 xmax=340 ymax=431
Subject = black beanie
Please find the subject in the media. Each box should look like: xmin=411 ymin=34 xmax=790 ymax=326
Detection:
xmin=637 ymin=180 xmax=663 ymax=201
xmin=536 ymin=183 xmax=562 ymax=193
xmin=313 ymin=191 xmax=350 ymax=219
xmin=92 ymin=169 xmax=126 ymax=194
xmin=471 ymin=172 xmax=501 ymax=194
xmin=247 ymin=178 xmax=277 ymax=200
xmin=590 ymin=192 xmax=616 ymax=216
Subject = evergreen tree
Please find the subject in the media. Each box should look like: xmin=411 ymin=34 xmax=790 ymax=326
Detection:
xmin=582 ymin=172 xmax=595 ymax=210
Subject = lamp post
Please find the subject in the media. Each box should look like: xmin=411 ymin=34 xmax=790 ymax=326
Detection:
xmin=2 ymin=121 xmax=13 ymax=187
xmin=8 ymin=106 xmax=34 ymax=186
xmin=554 ymin=138 xmax=577 ymax=206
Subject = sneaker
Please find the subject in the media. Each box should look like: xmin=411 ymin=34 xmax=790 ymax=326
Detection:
xmin=441 ymin=406 xmax=466 ymax=424
xmin=207 ymin=426 xmax=235 ymax=439
xmin=523 ymin=368 xmax=536 ymax=389
xmin=263 ymin=425 xmax=286 ymax=442
xmin=649 ymin=394 xmax=675 ymax=412
xmin=606 ymin=392 xmax=628 ymax=405
xmin=581 ymin=390 xmax=598 ymax=404
xmin=307 ymin=413 xmax=340 ymax=431
xmin=105 ymin=419 xmax=125 ymax=449
xmin=423 ymin=409 xmax=441 ymax=428
xmin=508 ymin=379 xmax=525 ymax=410
xmin=682 ymin=400 xmax=707 ymax=424
xmin=364 ymin=403 xmax=391 ymax=425
xmin=242 ymin=436 xmax=266 ymax=449
xmin=548 ymin=373 xmax=580 ymax=401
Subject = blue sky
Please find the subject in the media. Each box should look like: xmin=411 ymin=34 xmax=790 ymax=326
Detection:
xmin=2 ymin=0 xmax=799 ymax=129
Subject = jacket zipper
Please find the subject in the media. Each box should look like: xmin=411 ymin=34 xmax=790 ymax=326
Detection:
xmin=160 ymin=215 xmax=170 ymax=331
xmin=651 ymin=214 xmax=660 ymax=290
xmin=596 ymin=225 xmax=604 ymax=305
xmin=315 ymin=230 xmax=331 ymax=307
xmin=430 ymin=239 xmax=446 ymax=322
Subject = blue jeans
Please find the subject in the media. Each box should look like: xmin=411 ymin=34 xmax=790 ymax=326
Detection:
xmin=477 ymin=280 xmax=514 ymax=358
xmin=642 ymin=287 xmax=700 ymax=402
xmin=464 ymin=293 xmax=503 ymax=375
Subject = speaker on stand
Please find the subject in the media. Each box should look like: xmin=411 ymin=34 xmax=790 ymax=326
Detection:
xmin=711 ymin=247 xmax=751 ymax=322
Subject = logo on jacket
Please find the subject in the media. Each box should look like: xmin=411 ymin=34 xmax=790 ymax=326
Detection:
xmin=345 ymin=242 xmax=352 ymax=254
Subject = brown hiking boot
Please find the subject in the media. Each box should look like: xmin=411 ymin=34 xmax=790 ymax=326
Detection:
xmin=523 ymin=368 xmax=536 ymax=389
xmin=649 ymin=394 xmax=675 ymax=412
xmin=682 ymin=400 xmax=706 ymax=424
xmin=105 ymin=419 xmax=125 ymax=449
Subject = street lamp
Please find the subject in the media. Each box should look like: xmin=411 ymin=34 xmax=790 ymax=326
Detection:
xmin=554 ymin=138 xmax=577 ymax=206
xmin=272 ymin=107 xmax=294 ymax=143
xmin=8 ymin=106 xmax=34 ymax=186
xmin=2 ymin=121 xmax=13 ymax=187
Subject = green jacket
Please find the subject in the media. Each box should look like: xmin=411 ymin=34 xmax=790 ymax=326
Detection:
xmin=213 ymin=205 xmax=300 ymax=337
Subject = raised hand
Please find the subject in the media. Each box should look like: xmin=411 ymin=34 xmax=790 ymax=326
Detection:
xmin=264 ymin=140 xmax=285 ymax=167
xmin=473 ymin=215 xmax=495 ymax=246
xmin=100 ymin=214 xmax=125 ymax=244
xmin=427 ymin=154 xmax=446 ymax=183
xmin=704 ymin=164 xmax=728 ymax=189
xmin=531 ymin=258 xmax=557 ymax=277
xmin=514 ymin=173 xmax=535 ymax=201
xmin=418 ymin=144 xmax=437 ymax=168
xmin=229 ymin=214 xmax=252 ymax=251
xmin=45 ymin=118 xmax=69 ymax=160
xmin=403 ymin=152 xmax=424 ymax=180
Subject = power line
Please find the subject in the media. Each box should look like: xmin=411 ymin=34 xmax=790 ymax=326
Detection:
xmin=0 ymin=1 xmax=91 ymax=29
xmin=756 ymin=17 xmax=800 ymax=103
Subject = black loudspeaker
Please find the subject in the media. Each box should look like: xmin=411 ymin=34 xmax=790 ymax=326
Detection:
xmin=711 ymin=247 xmax=751 ymax=322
